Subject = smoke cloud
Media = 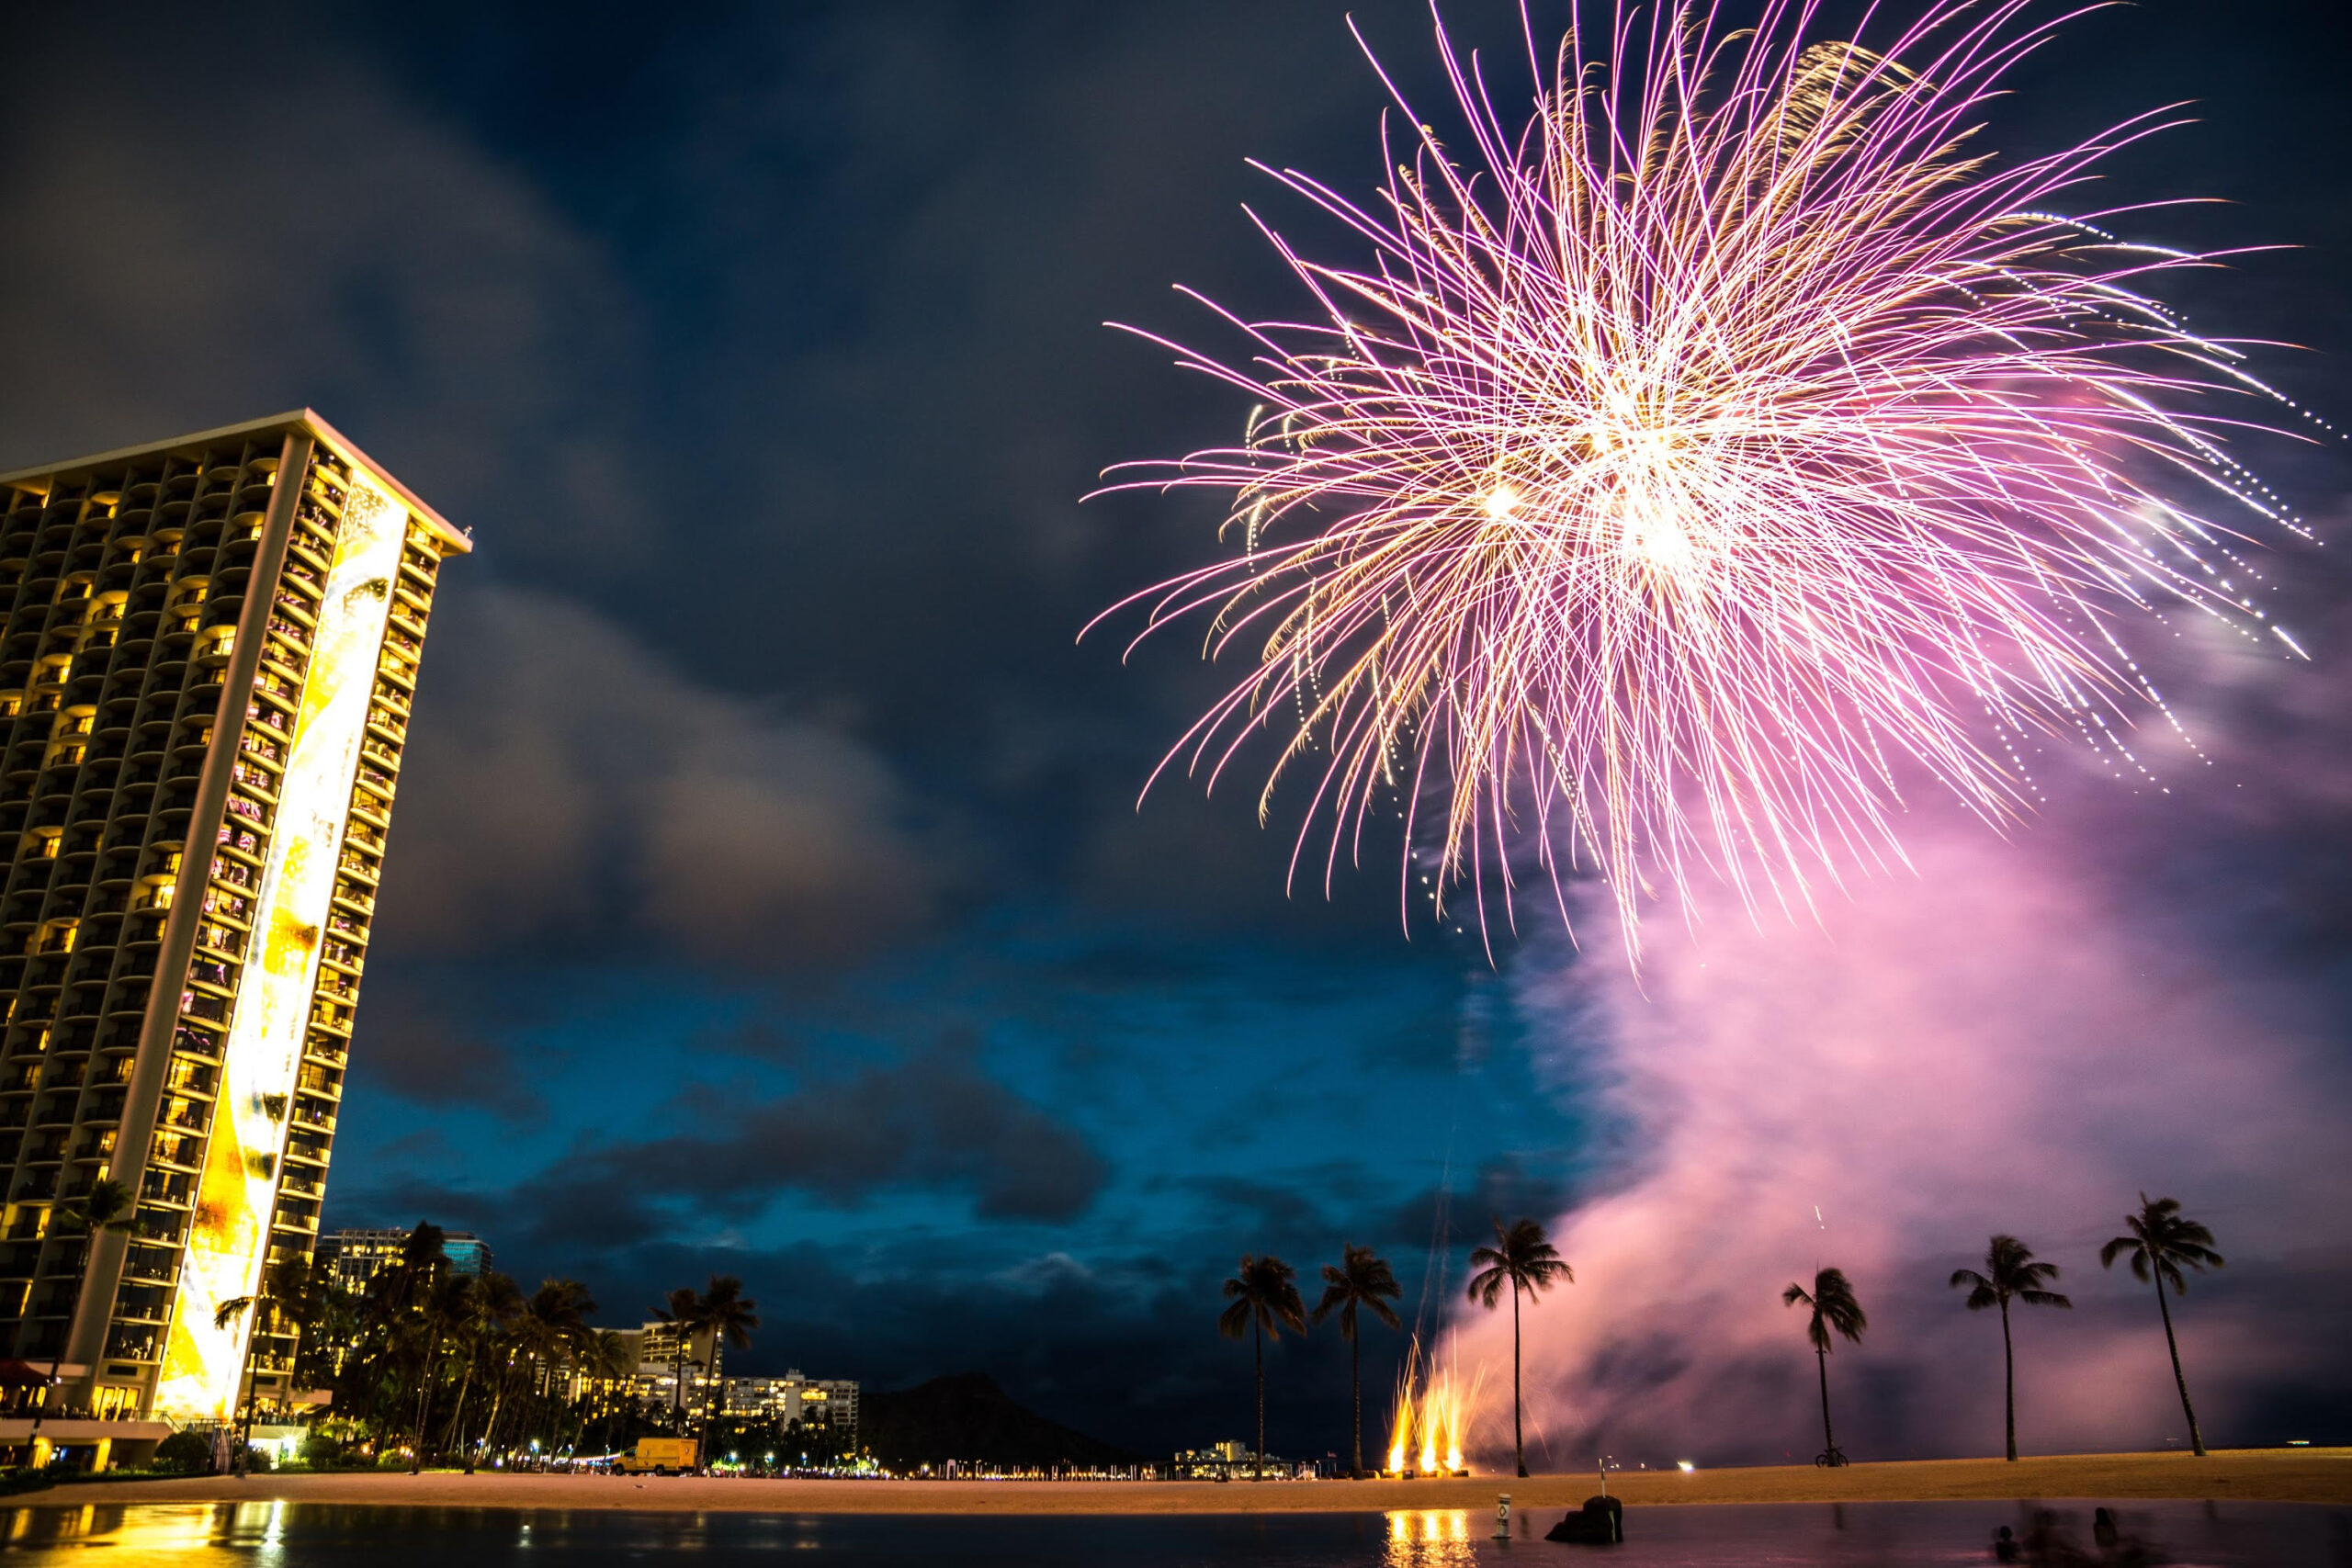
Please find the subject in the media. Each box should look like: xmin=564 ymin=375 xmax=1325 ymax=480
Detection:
xmin=1456 ymin=735 xmax=2352 ymax=1465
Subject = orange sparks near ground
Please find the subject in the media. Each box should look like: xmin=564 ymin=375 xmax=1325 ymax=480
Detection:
xmin=1385 ymin=1337 xmax=1487 ymax=1476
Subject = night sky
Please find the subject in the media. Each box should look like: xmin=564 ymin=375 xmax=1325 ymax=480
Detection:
xmin=0 ymin=0 xmax=2346 ymax=1464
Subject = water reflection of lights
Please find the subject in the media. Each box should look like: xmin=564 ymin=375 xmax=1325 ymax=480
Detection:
xmin=1384 ymin=1509 xmax=1480 ymax=1566
xmin=5 ymin=1502 xmax=248 ymax=1553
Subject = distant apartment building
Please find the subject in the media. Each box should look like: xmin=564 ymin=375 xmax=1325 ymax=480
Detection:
xmin=615 ymin=1320 xmax=855 ymax=1440
xmin=320 ymin=1227 xmax=492 ymax=1292
xmin=1172 ymin=1440 xmax=1306 ymax=1479
xmin=0 ymin=412 xmax=465 ymax=1435
xmin=635 ymin=1318 xmax=695 ymax=1373
xmin=727 ymin=1371 xmax=857 ymax=1438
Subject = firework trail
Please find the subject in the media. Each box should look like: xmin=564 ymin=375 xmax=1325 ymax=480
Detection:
xmin=1090 ymin=1 xmax=2321 ymax=963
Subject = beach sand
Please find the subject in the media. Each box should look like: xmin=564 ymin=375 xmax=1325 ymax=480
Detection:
xmin=23 ymin=1448 xmax=2350 ymax=1513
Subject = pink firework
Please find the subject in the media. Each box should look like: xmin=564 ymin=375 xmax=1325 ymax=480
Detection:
xmin=1092 ymin=1 xmax=2313 ymax=962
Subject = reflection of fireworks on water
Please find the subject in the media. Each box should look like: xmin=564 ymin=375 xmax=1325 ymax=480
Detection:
xmin=1385 ymin=1509 xmax=1475 ymax=1558
xmin=1095 ymin=1 xmax=2319 ymax=963
xmin=1385 ymin=1335 xmax=1487 ymax=1475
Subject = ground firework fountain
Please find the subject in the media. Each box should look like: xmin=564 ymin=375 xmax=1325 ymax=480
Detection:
xmin=1384 ymin=1337 xmax=1487 ymax=1477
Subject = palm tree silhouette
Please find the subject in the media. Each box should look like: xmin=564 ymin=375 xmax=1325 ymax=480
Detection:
xmin=1311 ymin=1244 xmax=1402 ymax=1478
xmin=579 ymin=1328 xmax=637 ymax=1457
xmin=1951 ymin=1235 xmax=2071 ymax=1461
xmin=651 ymin=1284 xmax=700 ymax=1428
xmin=2100 ymin=1193 xmax=2223 ymax=1457
xmin=27 ymin=1178 xmax=135 ymax=1461
xmin=520 ymin=1278 xmax=597 ymax=1454
xmin=1218 ymin=1254 xmax=1306 ymax=1480
xmin=406 ymin=1273 xmax=477 ymax=1472
xmin=692 ymin=1276 xmax=760 ymax=1472
xmin=211 ymin=1252 xmax=316 ymax=1475
xmin=1467 ymin=1217 xmax=1573 ymax=1478
xmin=1783 ymin=1267 xmax=1866 ymax=1467
xmin=446 ymin=1271 xmax=523 ymax=1471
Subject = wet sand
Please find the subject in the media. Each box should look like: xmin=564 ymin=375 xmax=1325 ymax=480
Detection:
xmin=25 ymin=1448 xmax=2350 ymax=1513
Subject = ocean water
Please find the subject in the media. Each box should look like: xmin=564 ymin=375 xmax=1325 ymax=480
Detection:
xmin=0 ymin=1499 xmax=2343 ymax=1565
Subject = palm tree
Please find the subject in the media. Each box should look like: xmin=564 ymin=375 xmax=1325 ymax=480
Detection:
xmin=407 ymin=1273 xmax=475 ymax=1472
xmin=1783 ymin=1267 xmax=1867 ymax=1466
xmin=444 ymin=1271 xmax=523 ymax=1471
xmin=347 ymin=1223 xmax=446 ymax=1432
xmin=2100 ymin=1193 xmax=2223 ymax=1457
xmin=579 ymin=1328 xmax=637 ymax=1457
xmin=376 ymin=1222 xmax=447 ymax=1316
xmin=1951 ymin=1235 xmax=2072 ymax=1461
xmin=651 ymin=1285 xmax=701 ymax=1430
xmin=293 ymin=1276 xmax=358 ymax=1395
xmin=522 ymin=1278 xmax=597 ymax=1451
xmin=692 ymin=1276 xmax=760 ymax=1472
xmin=1311 ymin=1244 xmax=1402 ymax=1478
xmin=211 ymin=1252 xmax=315 ymax=1475
xmin=1467 ymin=1217 xmax=1574 ymax=1478
xmin=27 ymin=1178 xmax=136 ymax=1461
xmin=1217 ymin=1254 xmax=1306 ymax=1480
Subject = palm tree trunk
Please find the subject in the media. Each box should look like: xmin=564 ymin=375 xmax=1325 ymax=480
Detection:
xmin=447 ymin=1357 xmax=478 ymax=1472
xmin=2154 ymin=1278 xmax=2205 ymax=1457
xmin=26 ymin=1222 xmax=98 ymax=1463
xmin=28 ymin=1346 xmax=68 ymax=1463
xmin=1512 ymin=1280 xmax=1527 ymax=1478
xmin=539 ymin=1357 xmax=565 ymax=1451
xmin=1816 ymin=1346 xmax=1837 ymax=1461
xmin=701 ymin=1341 xmax=727 ymax=1474
xmin=482 ymin=1357 xmax=514 ymax=1461
xmin=1253 ymin=1317 xmax=1265 ymax=1482
xmin=411 ymin=1331 xmax=443 ymax=1473
xmin=239 ymin=1331 xmax=262 ymax=1471
xmin=2000 ymin=1300 xmax=2017 ymax=1462
xmin=1349 ymin=1315 xmax=1363 ymax=1479
xmin=223 ymin=1341 xmax=253 ymax=1477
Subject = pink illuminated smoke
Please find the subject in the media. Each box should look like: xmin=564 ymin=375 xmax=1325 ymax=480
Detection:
xmin=1453 ymin=807 xmax=2352 ymax=1464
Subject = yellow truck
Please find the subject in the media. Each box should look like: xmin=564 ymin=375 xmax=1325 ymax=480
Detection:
xmin=617 ymin=1438 xmax=698 ymax=1475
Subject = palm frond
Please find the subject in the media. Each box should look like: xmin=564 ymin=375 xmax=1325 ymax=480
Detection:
xmin=1950 ymin=1271 xmax=1999 ymax=1312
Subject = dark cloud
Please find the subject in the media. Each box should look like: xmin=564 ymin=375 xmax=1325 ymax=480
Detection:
xmin=1376 ymin=1157 xmax=1581 ymax=1252
xmin=345 ymin=990 xmax=547 ymax=1122
xmin=350 ymin=1168 xmax=672 ymax=1261
xmin=378 ymin=583 xmax=953 ymax=969
xmin=593 ymin=1031 xmax=1108 ymax=1224
xmin=0 ymin=8 xmax=646 ymax=574
xmin=1191 ymin=1176 xmax=1331 ymax=1243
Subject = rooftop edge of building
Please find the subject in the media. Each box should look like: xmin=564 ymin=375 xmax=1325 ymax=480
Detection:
xmin=0 ymin=409 xmax=471 ymax=556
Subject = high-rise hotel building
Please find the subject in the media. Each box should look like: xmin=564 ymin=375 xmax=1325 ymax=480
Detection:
xmin=0 ymin=412 xmax=464 ymax=1427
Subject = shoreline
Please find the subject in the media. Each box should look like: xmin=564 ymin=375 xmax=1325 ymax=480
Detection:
xmin=17 ymin=1449 xmax=2349 ymax=1514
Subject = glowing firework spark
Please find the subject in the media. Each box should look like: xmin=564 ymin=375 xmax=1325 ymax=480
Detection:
xmin=1385 ymin=1334 xmax=1487 ymax=1474
xmin=1091 ymin=1 xmax=2319 ymax=961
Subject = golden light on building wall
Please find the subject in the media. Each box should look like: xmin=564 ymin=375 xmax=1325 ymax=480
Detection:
xmin=153 ymin=475 xmax=407 ymax=1420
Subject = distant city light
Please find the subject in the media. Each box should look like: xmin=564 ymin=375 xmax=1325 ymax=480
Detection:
xmin=1678 ymin=1461 xmax=1696 ymax=1473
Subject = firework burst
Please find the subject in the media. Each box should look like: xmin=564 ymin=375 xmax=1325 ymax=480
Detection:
xmin=1091 ymin=1 xmax=2316 ymax=962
